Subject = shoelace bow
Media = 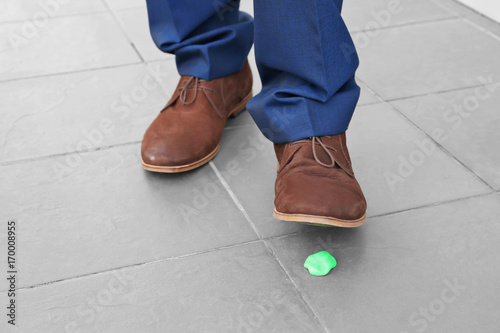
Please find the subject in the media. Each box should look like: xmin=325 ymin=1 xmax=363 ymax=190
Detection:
xmin=179 ymin=76 xmax=214 ymax=105
xmin=294 ymin=136 xmax=337 ymax=168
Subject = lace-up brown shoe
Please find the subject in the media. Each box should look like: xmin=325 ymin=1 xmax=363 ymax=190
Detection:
xmin=273 ymin=133 xmax=367 ymax=227
xmin=141 ymin=61 xmax=253 ymax=173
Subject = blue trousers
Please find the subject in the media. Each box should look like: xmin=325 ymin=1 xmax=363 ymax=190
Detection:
xmin=146 ymin=0 xmax=360 ymax=143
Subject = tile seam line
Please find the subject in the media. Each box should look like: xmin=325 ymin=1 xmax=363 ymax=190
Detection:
xmin=388 ymin=100 xmax=496 ymax=191
xmin=0 ymin=61 xmax=146 ymax=84
xmin=266 ymin=191 xmax=499 ymax=244
xmin=145 ymin=57 xmax=177 ymax=65
xmin=0 ymin=5 xmax=462 ymax=37
xmin=0 ymin=4 xmax=459 ymax=31
xmin=440 ymin=0 xmax=482 ymax=16
xmin=0 ymin=124 xmax=254 ymax=167
xmin=355 ymin=77 xmax=496 ymax=191
xmin=358 ymin=100 xmax=385 ymax=107
xmin=10 ymin=190 xmax=498 ymax=294
xmin=429 ymin=0 xmax=471 ymax=18
xmin=462 ymin=15 xmax=500 ymax=42
xmin=383 ymin=82 xmax=500 ymax=103
xmin=350 ymin=15 xmax=460 ymax=35
xmin=209 ymin=161 xmax=331 ymax=333
xmin=368 ymin=190 xmax=498 ymax=219
xmin=265 ymin=241 xmax=331 ymax=333
xmin=13 ymin=230 xmax=319 ymax=293
xmin=430 ymin=0 xmax=500 ymax=42
xmin=209 ymin=161 xmax=261 ymax=238
xmin=99 ymin=0 xmax=145 ymax=62
xmin=356 ymin=82 xmax=500 ymax=106
xmin=0 ymin=8 xmax=109 ymax=25
xmin=0 ymin=140 xmax=142 ymax=167
xmin=105 ymin=6 xmax=146 ymax=13
xmin=11 ymin=238 xmax=264 ymax=292
xmin=7 ymin=74 xmax=494 ymax=169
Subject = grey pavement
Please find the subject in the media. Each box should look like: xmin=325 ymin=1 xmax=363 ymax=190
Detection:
xmin=1 ymin=0 xmax=500 ymax=332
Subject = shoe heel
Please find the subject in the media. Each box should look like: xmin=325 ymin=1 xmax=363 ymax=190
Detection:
xmin=229 ymin=91 xmax=253 ymax=118
xmin=229 ymin=106 xmax=247 ymax=118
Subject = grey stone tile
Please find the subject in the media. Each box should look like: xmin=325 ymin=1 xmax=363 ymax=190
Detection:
xmin=240 ymin=0 xmax=254 ymax=16
xmin=460 ymin=11 xmax=500 ymax=41
xmin=269 ymin=192 xmax=500 ymax=333
xmin=226 ymin=109 xmax=256 ymax=128
xmin=391 ymin=84 xmax=500 ymax=189
xmin=354 ymin=18 xmax=500 ymax=100
xmin=110 ymin=1 xmax=256 ymax=65
xmin=435 ymin=0 xmax=500 ymax=29
xmin=348 ymin=102 xmax=492 ymax=216
xmin=0 ymin=144 xmax=258 ymax=288
xmin=212 ymin=125 xmax=315 ymax=239
xmin=0 ymin=62 xmax=176 ymax=163
xmin=103 ymin=0 xmax=146 ymax=10
xmin=431 ymin=0 xmax=500 ymax=41
xmin=145 ymin=59 xmax=180 ymax=98
xmin=451 ymin=0 xmax=500 ymax=23
xmin=114 ymin=8 xmax=173 ymax=62
xmin=213 ymin=102 xmax=492 ymax=237
xmin=1 ymin=242 xmax=323 ymax=333
xmin=343 ymin=0 xmax=455 ymax=32
xmin=357 ymin=79 xmax=380 ymax=106
xmin=0 ymin=13 xmax=140 ymax=81
xmin=0 ymin=0 xmax=106 ymax=22
xmin=428 ymin=0 xmax=475 ymax=17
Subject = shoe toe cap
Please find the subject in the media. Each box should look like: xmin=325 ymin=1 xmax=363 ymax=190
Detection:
xmin=275 ymin=172 xmax=367 ymax=221
xmin=141 ymin=125 xmax=216 ymax=167
xmin=142 ymin=138 xmax=214 ymax=167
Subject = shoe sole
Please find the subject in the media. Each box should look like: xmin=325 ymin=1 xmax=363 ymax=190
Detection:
xmin=141 ymin=91 xmax=253 ymax=173
xmin=273 ymin=209 xmax=366 ymax=228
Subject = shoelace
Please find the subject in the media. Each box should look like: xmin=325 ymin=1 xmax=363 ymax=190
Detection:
xmin=294 ymin=136 xmax=337 ymax=168
xmin=179 ymin=76 xmax=214 ymax=105
xmin=178 ymin=80 xmax=335 ymax=168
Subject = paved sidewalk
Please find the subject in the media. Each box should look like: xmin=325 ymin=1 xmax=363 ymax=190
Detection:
xmin=1 ymin=0 xmax=500 ymax=332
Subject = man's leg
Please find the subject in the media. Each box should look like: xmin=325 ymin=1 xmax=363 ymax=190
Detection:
xmin=146 ymin=0 xmax=253 ymax=80
xmin=247 ymin=0 xmax=367 ymax=227
xmin=141 ymin=0 xmax=254 ymax=172
xmin=247 ymin=0 xmax=359 ymax=142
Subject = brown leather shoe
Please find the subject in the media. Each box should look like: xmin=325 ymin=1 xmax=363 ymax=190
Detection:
xmin=141 ymin=61 xmax=253 ymax=173
xmin=273 ymin=133 xmax=367 ymax=227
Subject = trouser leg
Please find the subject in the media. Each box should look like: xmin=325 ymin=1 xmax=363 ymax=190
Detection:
xmin=146 ymin=0 xmax=254 ymax=80
xmin=246 ymin=0 xmax=360 ymax=143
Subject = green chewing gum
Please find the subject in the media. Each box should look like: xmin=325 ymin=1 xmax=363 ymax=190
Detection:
xmin=304 ymin=251 xmax=337 ymax=276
